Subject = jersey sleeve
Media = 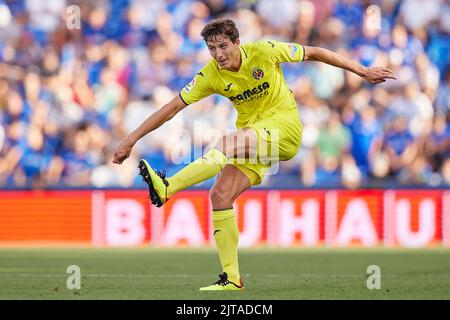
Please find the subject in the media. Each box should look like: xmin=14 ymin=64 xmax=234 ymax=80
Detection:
xmin=257 ymin=40 xmax=305 ymax=64
xmin=179 ymin=68 xmax=215 ymax=105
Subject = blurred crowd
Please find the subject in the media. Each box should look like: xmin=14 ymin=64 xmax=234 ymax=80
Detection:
xmin=0 ymin=0 xmax=449 ymax=189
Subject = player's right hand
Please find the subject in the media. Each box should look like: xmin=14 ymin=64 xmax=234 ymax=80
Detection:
xmin=362 ymin=66 xmax=396 ymax=84
xmin=113 ymin=138 xmax=134 ymax=164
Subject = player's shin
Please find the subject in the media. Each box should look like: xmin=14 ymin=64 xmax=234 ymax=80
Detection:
xmin=212 ymin=208 xmax=241 ymax=285
xmin=166 ymin=148 xmax=228 ymax=198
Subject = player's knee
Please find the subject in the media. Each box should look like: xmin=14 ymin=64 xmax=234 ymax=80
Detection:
xmin=209 ymin=185 xmax=233 ymax=207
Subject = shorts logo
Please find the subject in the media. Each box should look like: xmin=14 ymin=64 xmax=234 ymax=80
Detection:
xmin=183 ymin=78 xmax=196 ymax=93
xmin=252 ymin=67 xmax=264 ymax=80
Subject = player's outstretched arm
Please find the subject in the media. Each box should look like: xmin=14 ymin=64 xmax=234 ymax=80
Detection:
xmin=112 ymin=95 xmax=187 ymax=164
xmin=302 ymin=46 xmax=396 ymax=84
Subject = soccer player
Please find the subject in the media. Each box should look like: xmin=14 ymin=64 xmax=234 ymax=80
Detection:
xmin=112 ymin=18 xmax=395 ymax=291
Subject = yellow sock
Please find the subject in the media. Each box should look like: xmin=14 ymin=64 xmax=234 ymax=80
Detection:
xmin=213 ymin=208 xmax=241 ymax=284
xmin=166 ymin=148 xmax=228 ymax=198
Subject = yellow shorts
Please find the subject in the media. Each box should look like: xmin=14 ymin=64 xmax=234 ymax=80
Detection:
xmin=229 ymin=109 xmax=303 ymax=186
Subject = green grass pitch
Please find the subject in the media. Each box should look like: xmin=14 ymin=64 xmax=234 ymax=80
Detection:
xmin=0 ymin=247 xmax=449 ymax=299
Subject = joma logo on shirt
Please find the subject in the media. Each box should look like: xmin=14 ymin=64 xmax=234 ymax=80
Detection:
xmin=229 ymin=82 xmax=270 ymax=103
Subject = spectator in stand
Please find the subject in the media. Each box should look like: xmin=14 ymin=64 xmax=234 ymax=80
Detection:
xmin=346 ymin=104 xmax=383 ymax=178
xmin=315 ymin=110 xmax=353 ymax=186
xmin=382 ymin=115 xmax=416 ymax=175
xmin=437 ymin=69 xmax=450 ymax=116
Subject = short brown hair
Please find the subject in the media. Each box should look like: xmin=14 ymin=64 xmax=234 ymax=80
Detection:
xmin=201 ymin=18 xmax=239 ymax=43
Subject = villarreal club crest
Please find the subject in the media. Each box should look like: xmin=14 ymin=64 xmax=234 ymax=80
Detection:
xmin=252 ymin=67 xmax=264 ymax=80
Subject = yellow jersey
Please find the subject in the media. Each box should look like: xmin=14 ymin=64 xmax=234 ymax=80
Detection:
xmin=179 ymin=40 xmax=305 ymax=129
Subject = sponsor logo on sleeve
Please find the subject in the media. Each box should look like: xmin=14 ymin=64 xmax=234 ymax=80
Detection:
xmin=183 ymin=78 xmax=196 ymax=93
xmin=288 ymin=43 xmax=298 ymax=58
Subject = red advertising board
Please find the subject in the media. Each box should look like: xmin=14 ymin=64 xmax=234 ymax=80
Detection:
xmin=0 ymin=189 xmax=448 ymax=247
xmin=266 ymin=190 xmax=325 ymax=246
xmin=326 ymin=190 xmax=384 ymax=247
xmin=151 ymin=191 xmax=210 ymax=246
xmin=383 ymin=190 xmax=443 ymax=247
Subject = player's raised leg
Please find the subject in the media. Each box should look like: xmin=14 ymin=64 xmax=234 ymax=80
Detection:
xmin=139 ymin=127 xmax=257 ymax=207
xmin=199 ymin=164 xmax=250 ymax=291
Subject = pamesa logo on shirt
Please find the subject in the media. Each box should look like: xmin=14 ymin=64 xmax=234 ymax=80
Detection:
xmin=229 ymin=81 xmax=270 ymax=105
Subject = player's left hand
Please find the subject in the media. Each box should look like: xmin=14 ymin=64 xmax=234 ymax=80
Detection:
xmin=362 ymin=67 xmax=396 ymax=84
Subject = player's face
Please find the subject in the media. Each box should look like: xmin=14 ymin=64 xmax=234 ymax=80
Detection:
xmin=206 ymin=35 xmax=241 ymax=71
